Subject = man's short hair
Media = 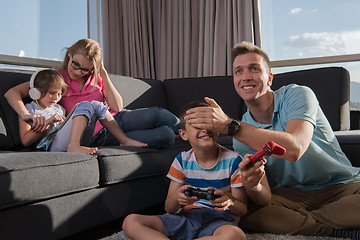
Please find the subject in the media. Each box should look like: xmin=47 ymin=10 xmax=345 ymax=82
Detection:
xmin=178 ymin=100 xmax=210 ymax=130
xmin=231 ymin=41 xmax=271 ymax=73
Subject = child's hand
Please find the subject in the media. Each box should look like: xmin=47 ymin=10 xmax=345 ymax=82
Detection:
xmin=48 ymin=113 xmax=65 ymax=125
xmin=209 ymin=187 xmax=234 ymax=212
xmin=178 ymin=185 xmax=198 ymax=206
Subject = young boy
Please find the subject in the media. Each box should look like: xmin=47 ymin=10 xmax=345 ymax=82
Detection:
xmin=122 ymin=100 xmax=253 ymax=240
xmin=19 ymin=69 xmax=147 ymax=154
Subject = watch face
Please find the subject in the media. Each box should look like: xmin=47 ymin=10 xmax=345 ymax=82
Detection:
xmin=228 ymin=120 xmax=240 ymax=136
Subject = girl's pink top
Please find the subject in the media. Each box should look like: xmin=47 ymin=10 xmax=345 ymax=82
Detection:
xmin=58 ymin=70 xmax=118 ymax=135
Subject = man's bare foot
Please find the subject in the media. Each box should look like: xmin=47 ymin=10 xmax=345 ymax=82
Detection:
xmin=120 ymin=138 xmax=148 ymax=148
xmin=67 ymin=144 xmax=98 ymax=154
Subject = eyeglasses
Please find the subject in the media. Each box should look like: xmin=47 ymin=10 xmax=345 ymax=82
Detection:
xmin=71 ymin=56 xmax=94 ymax=74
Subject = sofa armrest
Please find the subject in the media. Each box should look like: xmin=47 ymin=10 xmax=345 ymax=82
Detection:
xmin=334 ymin=130 xmax=360 ymax=167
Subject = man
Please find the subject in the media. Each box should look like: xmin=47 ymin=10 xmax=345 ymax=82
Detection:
xmin=184 ymin=41 xmax=360 ymax=238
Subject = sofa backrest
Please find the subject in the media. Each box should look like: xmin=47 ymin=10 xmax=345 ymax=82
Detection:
xmin=271 ymin=67 xmax=350 ymax=131
xmin=163 ymin=76 xmax=245 ymax=119
xmin=0 ymin=71 xmax=32 ymax=150
xmin=108 ymin=74 xmax=168 ymax=110
xmin=0 ymin=67 xmax=350 ymax=150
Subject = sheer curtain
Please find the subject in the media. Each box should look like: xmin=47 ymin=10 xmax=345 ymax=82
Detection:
xmin=101 ymin=0 xmax=260 ymax=80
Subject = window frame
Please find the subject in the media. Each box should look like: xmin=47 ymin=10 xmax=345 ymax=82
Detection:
xmin=270 ymin=53 xmax=360 ymax=68
xmin=0 ymin=54 xmax=61 ymax=69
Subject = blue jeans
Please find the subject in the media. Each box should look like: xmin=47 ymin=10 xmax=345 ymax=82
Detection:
xmin=46 ymin=101 xmax=108 ymax=152
xmin=91 ymin=107 xmax=180 ymax=149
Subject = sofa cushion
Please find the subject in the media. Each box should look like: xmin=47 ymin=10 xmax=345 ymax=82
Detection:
xmin=96 ymin=139 xmax=191 ymax=185
xmin=0 ymin=151 xmax=99 ymax=210
xmin=96 ymin=135 xmax=234 ymax=186
xmin=109 ymin=74 xmax=168 ymax=110
xmin=0 ymin=71 xmax=32 ymax=150
xmin=272 ymin=67 xmax=350 ymax=131
xmin=164 ymin=76 xmax=245 ymax=119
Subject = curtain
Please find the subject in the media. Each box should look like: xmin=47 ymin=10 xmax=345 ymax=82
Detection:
xmin=102 ymin=0 xmax=261 ymax=80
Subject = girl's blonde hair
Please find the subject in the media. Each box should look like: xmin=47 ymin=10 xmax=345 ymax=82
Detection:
xmin=61 ymin=39 xmax=102 ymax=87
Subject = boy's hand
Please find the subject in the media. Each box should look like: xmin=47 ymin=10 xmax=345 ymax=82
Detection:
xmin=178 ymin=185 xmax=198 ymax=206
xmin=209 ymin=187 xmax=234 ymax=212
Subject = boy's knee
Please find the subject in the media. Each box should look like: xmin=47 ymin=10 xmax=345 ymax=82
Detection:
xmin=230 ymin=227 xmax=246 ymax=240
xmin=216 ymin=225 xmax=246 ymax=240
xmin=122 ymin=214 xmax=139 ymax=235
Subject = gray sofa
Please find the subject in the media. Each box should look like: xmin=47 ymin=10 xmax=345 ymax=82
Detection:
xmin=0 ymin=67 xmax=359 ymax=239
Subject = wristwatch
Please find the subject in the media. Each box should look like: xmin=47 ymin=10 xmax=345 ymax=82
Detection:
xmin=227 ymin=119 xmax=241 ymax=136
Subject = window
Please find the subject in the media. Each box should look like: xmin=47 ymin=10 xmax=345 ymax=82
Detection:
xmin=0 ymin=0 xmax=87 ymax=69
xmin=260 ymin=0 xmax=360 ymax=110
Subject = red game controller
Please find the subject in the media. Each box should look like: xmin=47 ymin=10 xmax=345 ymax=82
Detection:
xmin=248 ymin=141 xmax=286 ymax=165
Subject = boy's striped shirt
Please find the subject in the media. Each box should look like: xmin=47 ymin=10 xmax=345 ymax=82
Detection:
xmin=167 ymin=145 xmax=243 ymax=213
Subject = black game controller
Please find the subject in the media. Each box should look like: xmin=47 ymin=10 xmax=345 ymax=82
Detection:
xmin=184 ymin=187 xmax=220 ymax=200
xmin=248 ymin=141 xmax=286 ymax=166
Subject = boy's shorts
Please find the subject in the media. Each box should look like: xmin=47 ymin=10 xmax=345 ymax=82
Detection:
xmin=157 ymin=208 xmax=237 ymax=240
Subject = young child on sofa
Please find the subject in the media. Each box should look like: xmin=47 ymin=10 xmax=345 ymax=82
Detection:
xmin=122 ymin=100 xmax=265 ymax=240
xmin=19 ymin=69 xmax=147 ymax=154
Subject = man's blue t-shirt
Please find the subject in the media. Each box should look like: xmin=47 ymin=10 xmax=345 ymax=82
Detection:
xmin=233 ymin=84 xmax=360 ymax=190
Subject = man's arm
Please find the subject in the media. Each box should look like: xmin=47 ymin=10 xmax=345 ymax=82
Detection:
xmin=185 ymin=97 xmax=314 ymax=162
xmin=233 ymin=119 xmax=313 ymax=162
